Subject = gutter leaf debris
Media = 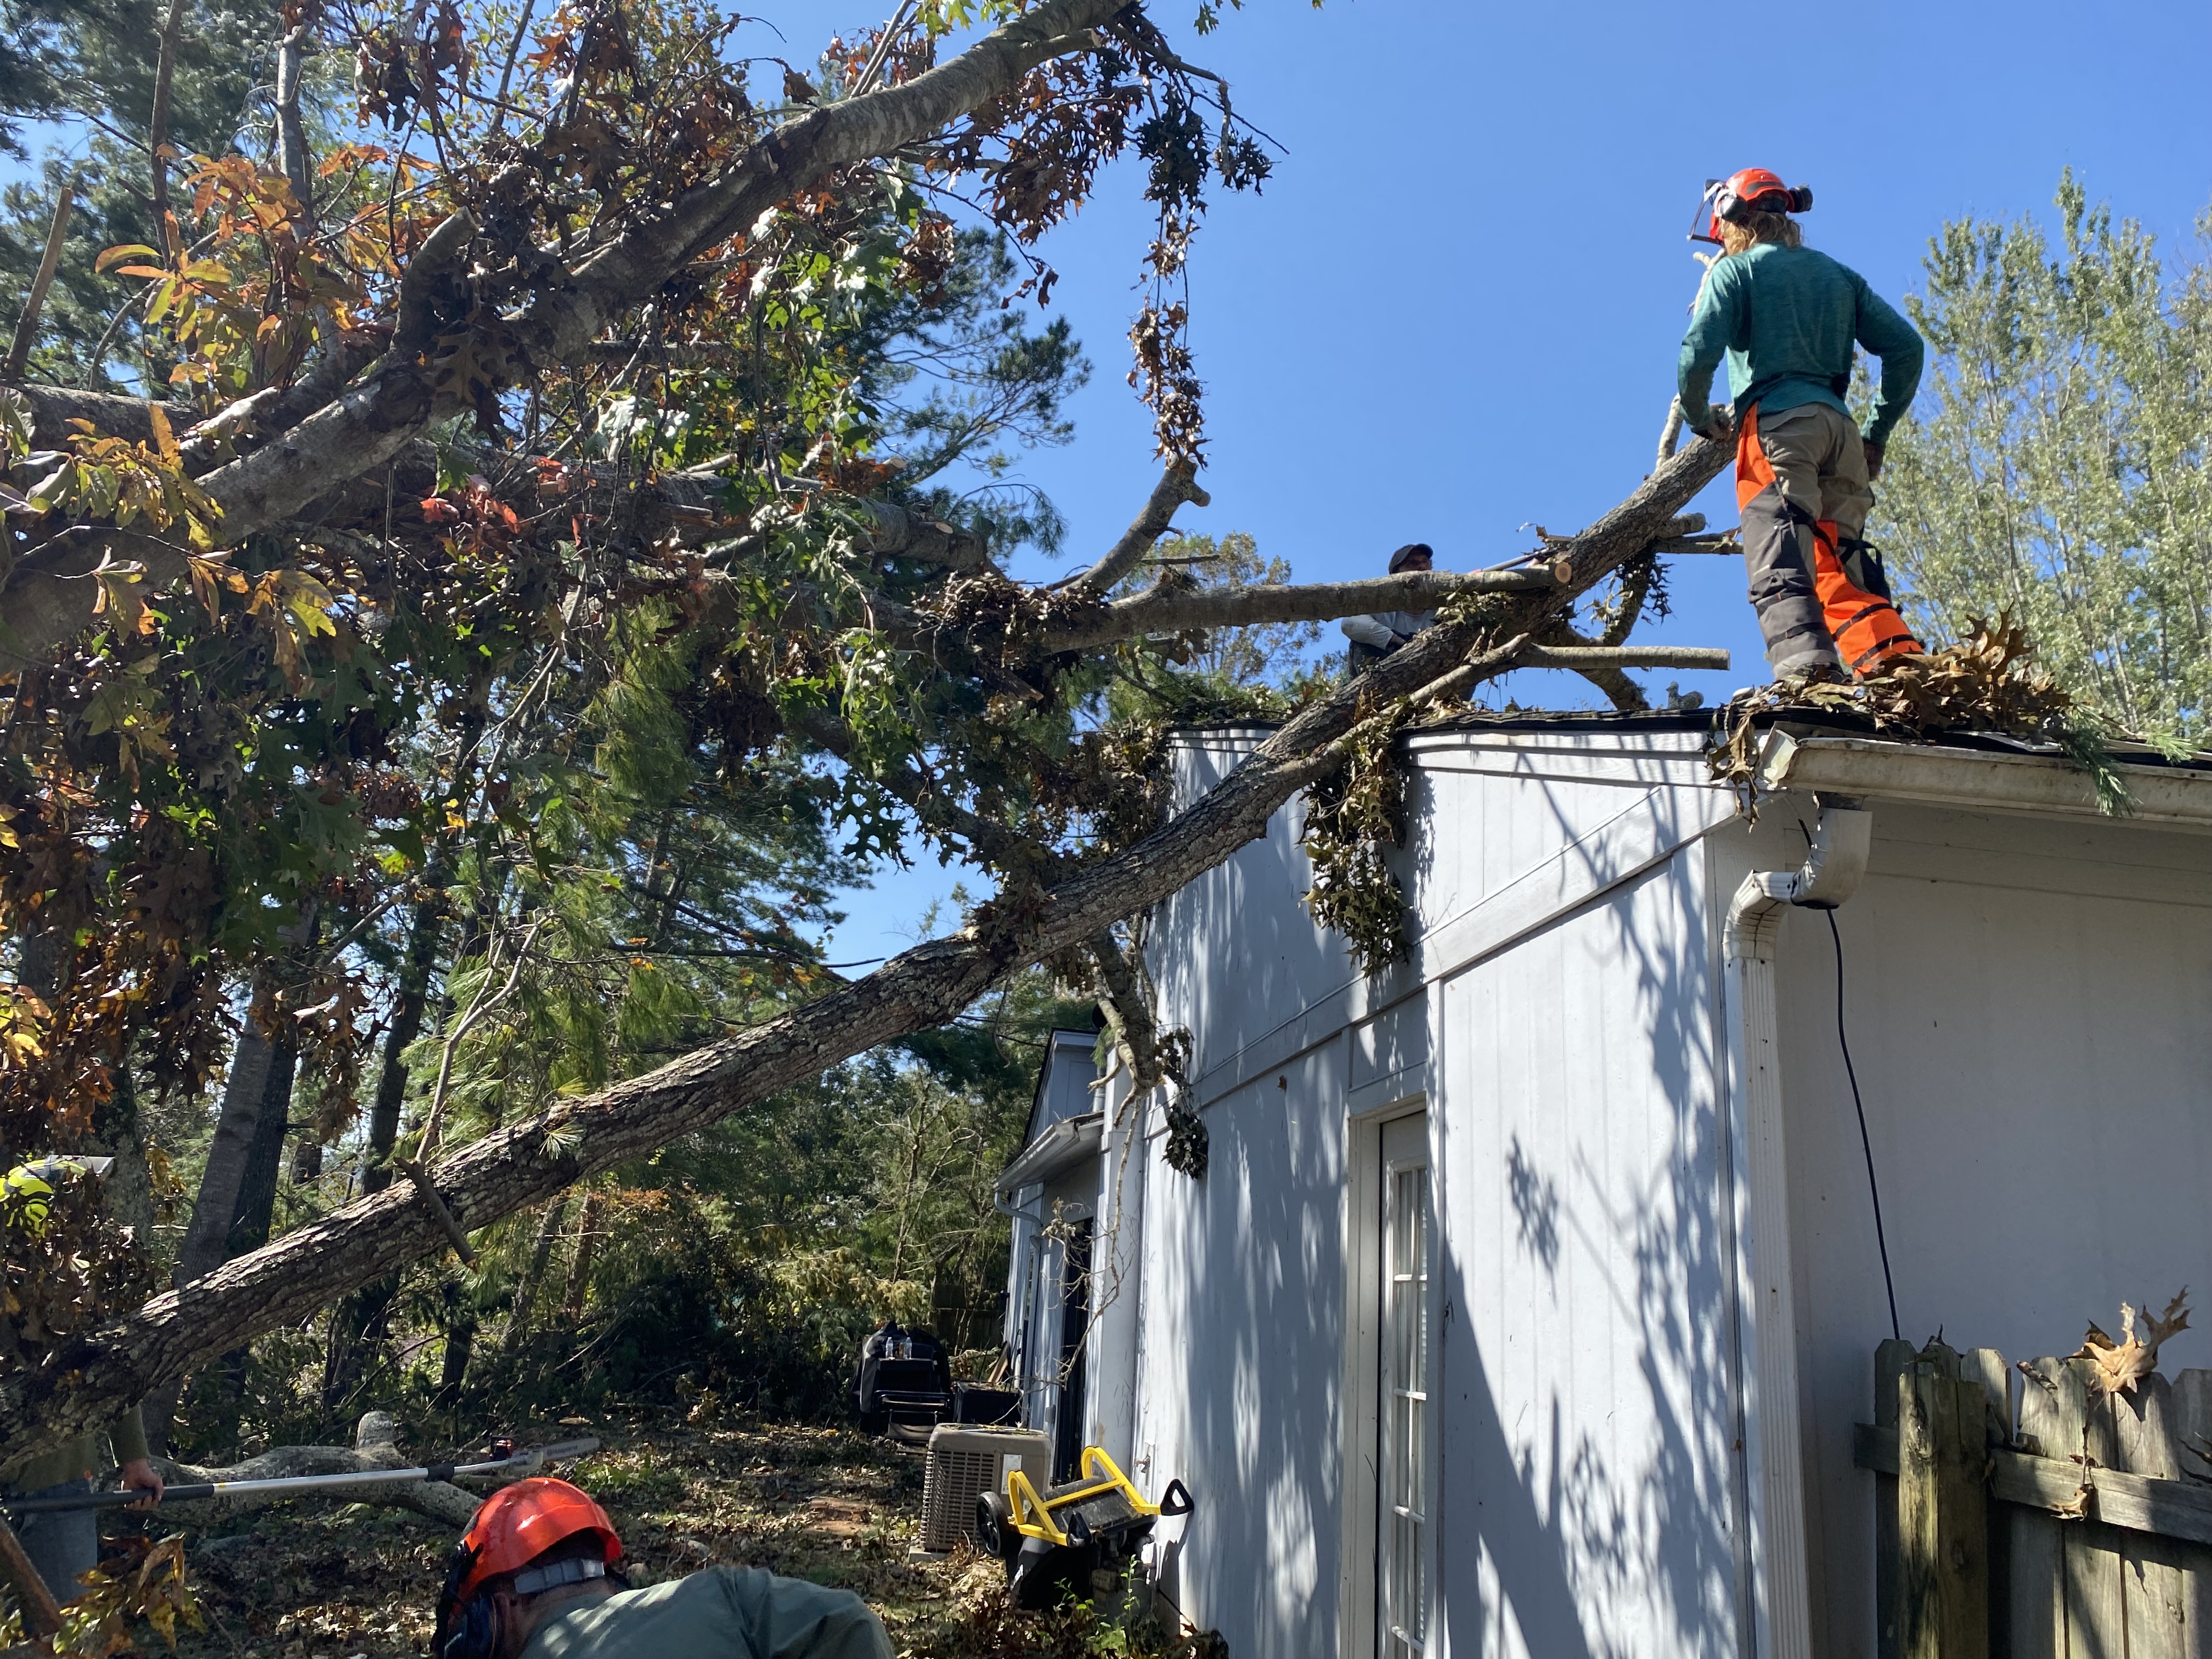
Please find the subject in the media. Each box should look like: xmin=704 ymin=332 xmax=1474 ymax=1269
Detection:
xmin=1708 ymin=616 xmax=2135 ymax=816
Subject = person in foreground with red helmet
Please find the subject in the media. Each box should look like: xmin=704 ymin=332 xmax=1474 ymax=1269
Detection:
xmin=1677 ymin=168 xmax=1926 ymax=681
xmin=432 ymin=1477 xmax=891 ymax=1659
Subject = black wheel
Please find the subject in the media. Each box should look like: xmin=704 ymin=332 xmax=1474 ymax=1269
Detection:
xmin=858 ymin=1407 xmax=889 ymax=1436
xmin=976 ymin=1492 xmax=1017 ymax=1564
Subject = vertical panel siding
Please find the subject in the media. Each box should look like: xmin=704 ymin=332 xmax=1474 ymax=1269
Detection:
xmin=1434 ymin=848 xmax=1740 ymax=1659
xmin=1768 ymin=805 xmax=2212 ymax=1659
xmin=1128 ymin=1042 xmax=1350 ymax=1655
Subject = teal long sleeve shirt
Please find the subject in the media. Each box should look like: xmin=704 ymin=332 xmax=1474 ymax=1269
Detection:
xmin=1676 ymin=241 xmax=1924 ymax=445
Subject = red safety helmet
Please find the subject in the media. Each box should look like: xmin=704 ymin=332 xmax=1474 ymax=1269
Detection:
xmin=1692 ymin=168 xmax=1814 ymax=245
xmin=449 ymin=1479 xmax=623 ymax=1605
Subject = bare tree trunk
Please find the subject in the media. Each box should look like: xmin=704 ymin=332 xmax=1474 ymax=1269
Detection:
xmin=561 ymin=1193 xmax=602 ymax=1321
xmin=322 ymin=890 xmax=443 ymax=1411
xmin=433 ymin=1281 xmax=475 ymax=1409
xmin=502 ymin=1195 xmax=568 ymax=1354
xmin=272 ymin=25 xmax=315 ymax=232
xmin=225 ymin=1037 xmax=297 ymax=1261
xmin=175 ymin=1025 xmax=278 ymax=1288
xmin=149 ymin=1016 xmax=298 ymax=1447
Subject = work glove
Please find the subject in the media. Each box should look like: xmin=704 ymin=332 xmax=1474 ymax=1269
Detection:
xmin=1862 ymin=437 xmax=1886 ymax=481
xmin=1690 ymin=406 xmax=1735 ymax=444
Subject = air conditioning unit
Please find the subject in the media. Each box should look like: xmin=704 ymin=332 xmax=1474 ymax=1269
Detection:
xmin=921 ymin=1425 xmax=1052 ymax=1553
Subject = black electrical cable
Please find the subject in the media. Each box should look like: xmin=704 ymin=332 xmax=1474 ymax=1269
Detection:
xmin=1824 ymin=906 xmax=1900 ymax=1342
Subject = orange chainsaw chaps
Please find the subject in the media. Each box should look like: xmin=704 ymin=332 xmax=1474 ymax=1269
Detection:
xmin=1736 ymin=405 xmax=1921 ymax=678
xmin=1812 ymin=521 xmax=1921 ymax=676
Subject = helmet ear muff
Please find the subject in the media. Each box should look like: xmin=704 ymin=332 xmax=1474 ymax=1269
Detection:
xmin=445 ymin=1594 xmax=504 ymax=1659
xmin=1788 ymin=184 xmax=1813 ymax=214
xmin=435 ymin=1543 xmax=505 ymax=1659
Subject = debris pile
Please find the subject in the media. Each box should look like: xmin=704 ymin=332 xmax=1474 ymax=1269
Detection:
xmin=1708 ymin=617 xmax=2134 ymax=813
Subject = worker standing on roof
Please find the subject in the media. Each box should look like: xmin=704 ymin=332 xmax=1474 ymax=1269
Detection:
xmin=1676 ymin=169 xmax=1926 ymax=681
xmin=431 ymin=1478 xmax=891 ymax=1659
xmin=1340 ymin=543 xmax=1437 ymax=674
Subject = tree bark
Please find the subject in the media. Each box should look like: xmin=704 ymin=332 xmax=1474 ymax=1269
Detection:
xmin=149 ymin=1410 xmax=478 ymax=1526
xmin=0 ymin=436 xmax=1732 ymax=1469
xmin=174 ymin=1027 xmax=278 ymax=1290
xmin=501 ymin=1195 xmax=568 ymax=1354
xmin=561 ymin=1192 xmax=602 ymax=1320
xmin=433 ymin=1284 xmax=475 ymax=1409
xmin=272 ymin=25 xmax=315 ymax=233
xmin=224 ymin=1036 xmax=297 ymax=1261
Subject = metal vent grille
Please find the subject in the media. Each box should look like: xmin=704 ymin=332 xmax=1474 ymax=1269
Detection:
xmin=921 ymin=1426 xmax=1051 ymax=1553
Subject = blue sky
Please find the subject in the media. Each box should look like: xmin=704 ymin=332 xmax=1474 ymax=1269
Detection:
xmin=800 ymin=0 xmax=2212 ymax=963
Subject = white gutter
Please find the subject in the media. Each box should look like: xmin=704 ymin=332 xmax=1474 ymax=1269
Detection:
xmin=1759 ymin=730 xmax=2212 ymax=830
xmin=995 ymin=1109 xmax=1106 ymax=1200
xmin=1723 ymin=800 xmax=1873 ymax=1659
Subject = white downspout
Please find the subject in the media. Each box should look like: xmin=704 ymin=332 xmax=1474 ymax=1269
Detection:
xmin=1724 ymin=799 xmax=1872 ymax=1659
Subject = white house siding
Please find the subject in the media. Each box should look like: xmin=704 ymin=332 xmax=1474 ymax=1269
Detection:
xmin=1130 ymin=1040 xmax=1352 ymax=1655
xmin=1435 ymin=844 xmax=1741 ymax=1659
xmin=1746 ymin=801 xmax=2212 ymax=1658
xmin=1135 ymin=725 xmax=1742 ymax=1657
xmin=1087 ymin=1071 xmax=1147 ymax=1468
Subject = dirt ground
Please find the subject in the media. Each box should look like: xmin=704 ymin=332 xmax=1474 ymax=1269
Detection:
xmin=75 ymin=1408 xmax=1198 ymax=1659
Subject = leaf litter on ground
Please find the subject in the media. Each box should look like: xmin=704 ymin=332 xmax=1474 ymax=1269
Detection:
xmin=70 ymin=1408 xmax=1205 ymax=1659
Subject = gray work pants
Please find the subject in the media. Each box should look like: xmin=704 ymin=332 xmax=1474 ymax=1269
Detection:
xmin=15 ymin=1479 xmax=98 ymax=1603
xmin=1739 ymin=402 xmax=1875 ymax=676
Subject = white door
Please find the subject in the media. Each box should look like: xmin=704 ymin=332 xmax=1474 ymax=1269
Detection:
xmin=1378 ymin=1113 xmax=1432 ymax=1659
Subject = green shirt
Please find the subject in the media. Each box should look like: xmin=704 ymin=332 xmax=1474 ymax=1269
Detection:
xmin=1677 ymin=241 xmax=1925 ymax=445
xmin=13 ymin=1406 xmax=150 ymax=1494
xmin=522 ymin=1567 xmax=893 ymax=1659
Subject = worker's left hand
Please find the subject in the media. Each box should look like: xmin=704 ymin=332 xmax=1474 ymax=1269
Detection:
xmin=1692 ymin=407 xmax=1735 ymax=444
xmin=119 ymin=1458 xmax=164 ymax=1510
xmin=1862 ymin=437 xmax=1885 ymax=480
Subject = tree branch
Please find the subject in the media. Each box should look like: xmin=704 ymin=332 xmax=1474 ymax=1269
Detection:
xmin=1063 ymin=460 xmax=1210 ymax=596
xmin=4 ymin=172 xmax=79 ymax=380
xmin=0 ymin=0 xmax=1127 ymax=671
xmin=1040 ymin=565 xmax=1555 ymax=653
xmin=0 ymin=436 xmax=1733 ymax=1470
xmin=273 ymin=25 xmax=317 ymax=233
xmin=148 ymin=0 xmax=185 ymax=261
xmin=1520 ymin=644 xmax=1726 ymax=670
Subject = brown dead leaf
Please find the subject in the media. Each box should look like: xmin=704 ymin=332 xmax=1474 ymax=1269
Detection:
xmin=2073 ymin=1297 xmax=2172 ymax=1397
xmin=2145 ymin=1287 xmax=2191 ymax=1352
xmin=2050 ymin=1484 xmax=2091 ymax=1521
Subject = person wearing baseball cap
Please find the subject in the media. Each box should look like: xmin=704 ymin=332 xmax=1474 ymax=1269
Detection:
xmin=432 ymin=1477 xmax=891 ymax=1658
xmin=3 ymin=1156 xmax=165 ymax=1602
xmin=1341 ymin=543 xmax=1437 ymax=673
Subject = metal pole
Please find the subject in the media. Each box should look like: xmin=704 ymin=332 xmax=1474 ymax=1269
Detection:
xmin=2 ymin=1437 xmax=598 ymax=1516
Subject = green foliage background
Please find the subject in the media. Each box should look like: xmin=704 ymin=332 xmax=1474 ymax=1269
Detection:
xmin=1875 ymin=173 xmax=2212 ymax=749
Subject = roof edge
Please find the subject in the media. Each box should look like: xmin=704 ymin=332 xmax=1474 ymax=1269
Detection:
xmin=1760 ymin=731 xmax=2212 ymax=831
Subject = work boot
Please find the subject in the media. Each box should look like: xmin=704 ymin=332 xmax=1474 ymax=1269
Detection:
xmin=1771 ymin=648 xmax=1846 ymax=683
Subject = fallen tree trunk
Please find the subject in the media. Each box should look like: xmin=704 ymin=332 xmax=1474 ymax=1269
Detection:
xmin=144 ymin=1411 xmax=477 ymax=1527
xmin=0 ymin=435 xmax=1732 ymax=1470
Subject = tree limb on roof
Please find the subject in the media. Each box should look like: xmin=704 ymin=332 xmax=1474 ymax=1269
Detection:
xmin=0 ymin=432 xmax=1733 ymax=1469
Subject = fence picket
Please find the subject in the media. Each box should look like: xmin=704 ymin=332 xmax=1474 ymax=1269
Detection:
xmin=1876 ymin=1338 xmax=1917 ymax=1659
xmin=1868 ymin=1340 xmax=2212 ymax=1658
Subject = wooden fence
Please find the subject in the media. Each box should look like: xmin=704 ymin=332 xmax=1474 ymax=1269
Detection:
xmin=1855 ymin=1338 xmax=2212 ymax=1657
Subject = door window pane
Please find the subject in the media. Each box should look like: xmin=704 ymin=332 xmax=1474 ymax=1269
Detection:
xmin=1379 ymin=1136 xmax=1429 ymax=1658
